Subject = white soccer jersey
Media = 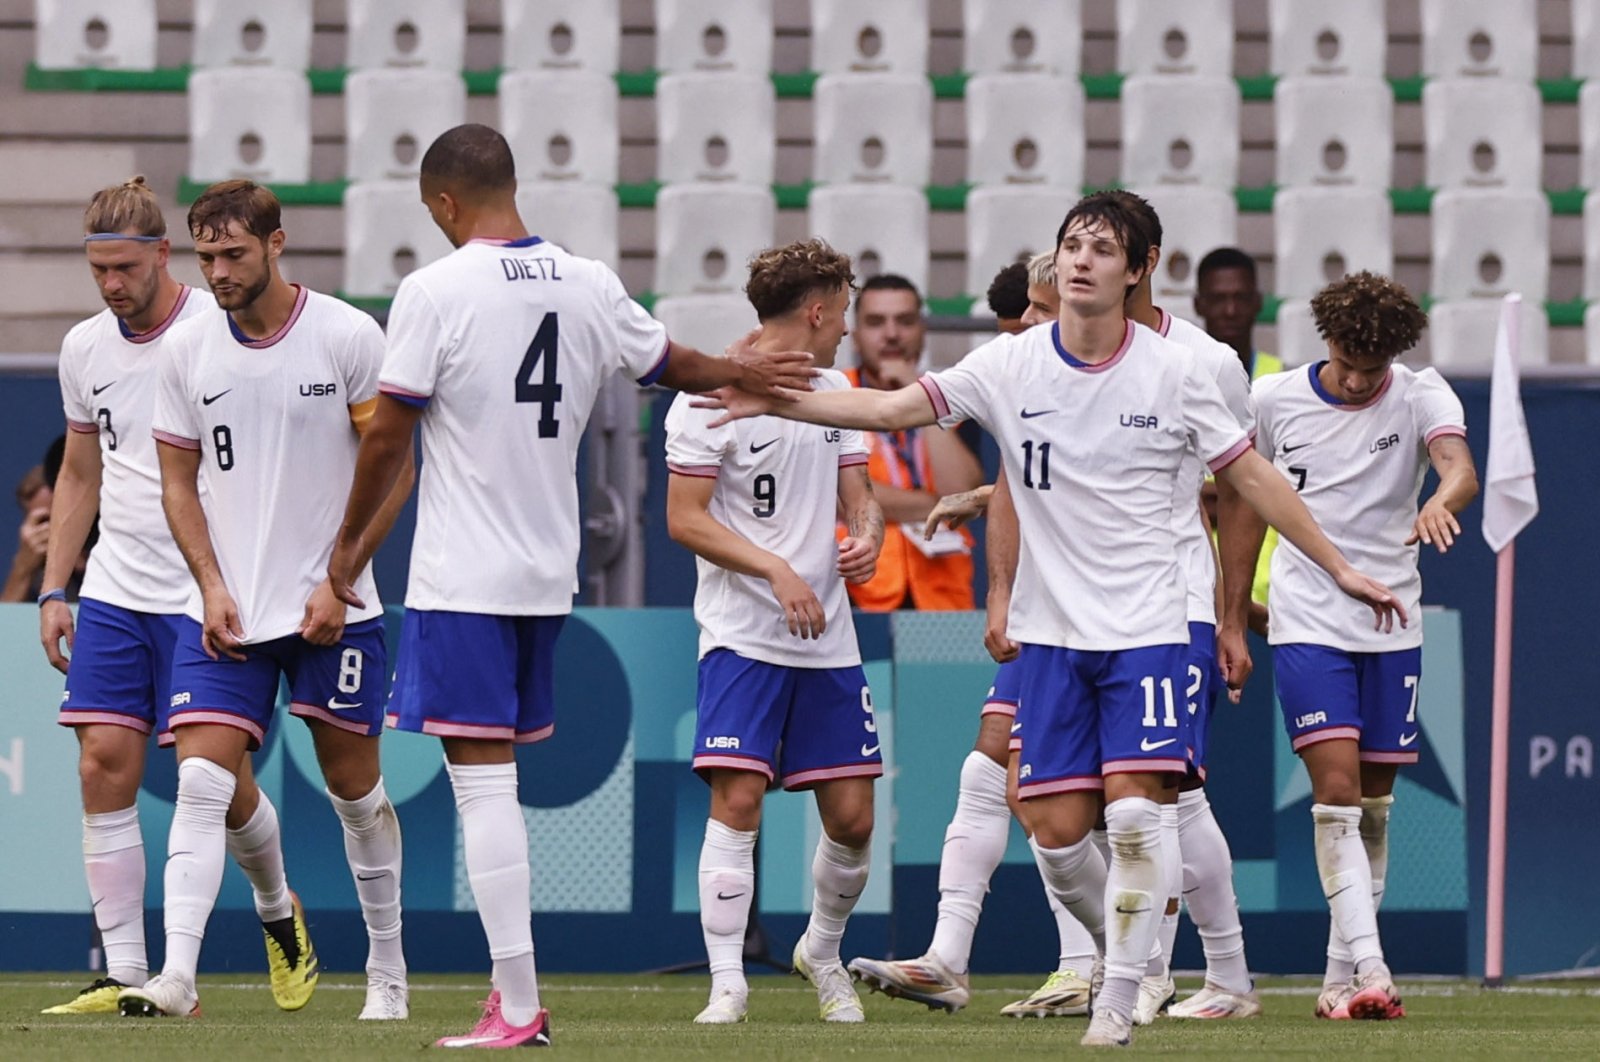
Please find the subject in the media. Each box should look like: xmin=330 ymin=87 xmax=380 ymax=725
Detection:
xmin=1158 ymin=310 xmax=1256 ymax=625
xmin=58 ymin=286 xmax=213 ymax=613
xmin=923 ymin=320 xmax=1251 ymax=651
xmin=152 ymin=286 xmax=385 ymax=642
xmin=666 ymin=369 xmax=870 ymax=669
xmin=1253 ymin=363 xmax=1466 ymax=652
xmin=379 ymin=237 xmax=669 ymax=614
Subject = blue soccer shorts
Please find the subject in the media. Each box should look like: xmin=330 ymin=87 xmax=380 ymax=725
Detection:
xmin=1184 ymin=621 xmax=1226 ymax=778
xmin=983 ymin=658 xmax=1023 ymax=720
xmin=58 ymin=597 xmax=185 ymax=737
xmin=1276 ymin=643 xmax=1424 ymax=764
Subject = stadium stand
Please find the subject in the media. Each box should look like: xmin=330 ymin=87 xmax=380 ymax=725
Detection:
xmin=1116 ymin=0 xmax=1233 ymax=78
xmin=186 ymin=66 xmax=311 ymax=184
xmin=514 ymin=180 xmax=620 ymax=269
xmin=33 ymin=0 xmax=156 ymax=71
xmin=811 ymin=73 xmax=933 ymax=186
xmin=1423 ymin=78 xmax=1545 ymax=191
xmin=963 ymin=73 xmax=1085 ymax=188
xmin=1273 ymin=186 xmax=1395 ymax=300
xmin=343 ymin=69 xmax=467 ymax=182
xmin=501 ymin=0 xmax=619 ymax=73
xmin=655 ymin=71 xmax=776 ymax=185
xmin=961 ymin=0 xmax=1080 ymax=77
xmin=654 ymin=0 xmax=771 ymax=74
xmin=808 ymin=183 xmax=929 ymax=292
xmin=340 ymin=179 xmax=453 ymax=299
xmin=498 ymin=70 xmax=619 ymax=186
xmin=810 ymin=0 xmax=926 ymax=75
xmin=1121 ymin=74 xmax=1241 ymax=188
xmin=1129 ymin=184 xmax=1239 ymax=322
xmin=190 ymin=0 xmax=311 ymax=72
xmin=1273 ymin=76 xmax=1394 ymax=188
xmin=1267 ymin=0 xmax=1385 ymax=79
xmin=346 ymin=0 xmax=465 ymax=72
xmin=653 ymin=181 xmax=773 ymax=297
xmin=651 ymin=291 xmax=759 ymax=356
xmin=1420 ymin=0 xmax=1538 ymax=81
xmin=963 ymin=185 xmax=1076 ymax=296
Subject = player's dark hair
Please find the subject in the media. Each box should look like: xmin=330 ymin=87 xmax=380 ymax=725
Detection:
xmin=985 ymin=261 xmax=1030 ymax=319
xmin=1103 ymin=190 xmax=1163 ymax=249
xmin=1197 ymin=247 xmax=1259 ymax=287
xmin=1054 ymin=192 xmax=1153 ymax=286
xmin=1310 ymin=270 xmax=1428 ymax=361
xmin=187 ymin=179 xmax=282 ymax=245
xmin=745 ymin=239 xmax=856 ymax=321
xmin=420 ymin=123 xmax=517 ymax=195
xmin=856 ymin=273 xmax=923 ymax=312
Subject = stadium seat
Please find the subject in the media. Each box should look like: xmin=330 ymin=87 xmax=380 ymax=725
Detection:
xmin=187 ymin=67 xmax=311 ymax=184
xmin=655 ymin=0 xmax=772 ymax=74
xmin=1431 ymin=188 xmax=1551 ymax=302
xmin=964 ymin=185 xmax=1076 ymax=296
xmin=342 ymin=180 xmax=454 ymax=298
xmin=1268 ymin=0 xmax=1384 ymax=79
xmin=1127 ymin=185 xmax=1236 ymax=321
xmin=35 ymin=0 xmax=156 ymax=70
xmin=1584 ymin=191 xmax=1600 ymax=299
xmin=347 ymin=0 xmax=465 ymax=72
xmin=501 ymin=0 xmax=618 ymax=72
xmin=191 ymin=0 xmax=311 ymax=71
xmin=808 ymin=184 xmax=930 ymax=292
xmin=1273 ymin=298 xmax=1325 ymax=368
xmin=965 ymin=74 xmax=1086 ymax=188
xmin=1274 ymin=76 xmax=1393 ymax=188
xmin=499 ymin=71 xmax=618 ymax=186
xmin=654 ymin=183 xmax=775 ymax=297
xmin=345 ymin=69 xmax=467 ymax=182
xmin=653 ymin=293 xmax=760 ymax=357
xmin=1273 ymin=186 xmax=1394 ymax=300
xmin=656 ymin=72 xmax=776 ymax=186
xmin=1577 ymin=0 xmax=1600 ymax=80
xmin=1429 ymin=298 xmax=1550 ymax=369
xmin=1115 ymin=0 xmax=1232 ymax=78
xmin=813 ymin=74 xmax=933 ymax=186
xmin=811 ymin=0 xmax=927 ymax=75
xmin=962 ymin=0 xmax=1081 ymax=76
xmin=1420 ymin=0 xmax=1537 ymax=81
xmin=1121 ymin=75 xmax=1240 ymax=189
xmin=1581 ymin=80 xmax=1600 ymax=191
xmin=1423 ymin=79 xmax=1543 ymax=191
xmin=1586 ymin=302 xmax=1600 ymax=365
xmin=515 ymin=182 xmax=619 ymax=268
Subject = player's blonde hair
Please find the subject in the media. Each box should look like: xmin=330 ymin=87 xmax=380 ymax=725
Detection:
xmin=83 ymin=175 xmax=166 ymax=238
xmin=1311 ymin=271 xmax=1428 ymax=361
xmin=745 ymin=239 xmax=856 ymax=321
xmin=1027 ymin=250 xmax=1056 ymax=288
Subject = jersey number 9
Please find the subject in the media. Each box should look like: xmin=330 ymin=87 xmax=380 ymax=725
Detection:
xmin=753 ymin=473 xmax=776 ymax=518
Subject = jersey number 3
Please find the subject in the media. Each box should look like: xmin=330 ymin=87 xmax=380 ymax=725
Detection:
xmin=516 ymin=312 xmax=563 ymax=438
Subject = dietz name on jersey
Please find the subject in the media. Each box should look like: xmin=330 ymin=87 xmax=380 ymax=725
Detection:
xmin=502 ymin=257 xmax=562 ymax=282
xmin=1369 ymin=432 xmax=1402 ymax=453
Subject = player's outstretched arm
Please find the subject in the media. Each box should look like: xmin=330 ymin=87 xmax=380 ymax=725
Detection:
xmin=157 ymin=440 xmax=245 ymax=660
xmin=924 ymin=483 xmax=995 ymax=539
xmin=329 ymin=395 xmax=422 ymax=608
xmin=654 ymin=336 xmax=817 ymax=398
xmin=696 ymin=380 xmax=938 ymax=432
xmin=37 ymin=429 xmax=102 ymax=672
xmin=983 ymin=467 xmax=1020 ymax=664
xmin=836 ymin=466 xmax=885 ymax=585
xmin=1215 ymin=472 xmax=1266 ymax=696
xmin=1407 ymin=434 xmax=1479 ymax=553
xmin=1217 ymin=448 xmax=1407 ymax=632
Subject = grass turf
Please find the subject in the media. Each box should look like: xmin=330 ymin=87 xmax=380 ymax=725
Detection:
xmin=3 ymin=973 xmax=1599 ymax=1059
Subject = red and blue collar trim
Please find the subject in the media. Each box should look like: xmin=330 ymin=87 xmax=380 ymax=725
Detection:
xmin=118 ymin=285 xmax=191 ymax=344
xmin=468 ymin=235 xmax=544 ymax=248
xmin=228 ymin=284 xmax=308 ymax=349
xmin=1052 ymin=319 xmax=1134 ymax=373
xmin=1308 ymin=361 xmax=1393 ymax=410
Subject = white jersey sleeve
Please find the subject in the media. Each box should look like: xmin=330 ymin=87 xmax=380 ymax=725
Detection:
xmin=664 ymin=390 xmax=737 ymax=474
xmin=1181 ymin=356 xmax=1253 ymax=472
xmin=378 ymin=276 xmax=448 ymax=400
xmin=1251 ymin=374 xmax=1280 ymax=457
xmin=59 ymin=326 xmax=93 ymax=428
xmin=341 ymin=312 xmax=385 ymax=405
xmin=602 ymin=267 xmax=671 ymax=383
xmin=919 ymin=333 xmax=1011 ymax=432
xmin=1408 ymin=368 xmax=1468 ymax=443
xmin=152 ymin=325 xmax=201 ymax=445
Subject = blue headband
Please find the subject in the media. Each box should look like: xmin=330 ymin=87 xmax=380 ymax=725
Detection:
xmin=83 ymin=233 xmax=164 ymax=243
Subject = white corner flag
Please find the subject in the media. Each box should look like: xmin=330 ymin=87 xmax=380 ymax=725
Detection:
xmin=1481 ymin=294 xmax=1539 ymax=553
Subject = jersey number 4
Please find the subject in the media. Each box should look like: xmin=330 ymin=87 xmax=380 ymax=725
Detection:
xmin=515 ymin=312 xmax=563 ymax=438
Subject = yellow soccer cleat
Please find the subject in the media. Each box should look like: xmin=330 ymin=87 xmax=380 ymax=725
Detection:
xmin=41 ymin=977 xmax=131 ymax=1015
xmin=263 ymin=892 xmax=320 ymax=1011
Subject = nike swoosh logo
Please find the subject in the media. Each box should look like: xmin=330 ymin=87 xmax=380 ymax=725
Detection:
xmin=750 ymin=439 xmax=778 ymax=453
xmin=1398 ymin=731 xmax=1419 ymax=747
xmin=1010 ymin=721 xmax=1023 ymax=733
xmin=327 ymin=698 xmax=363 ymax=710
xmin=92 ymin=381 xmax=117 ymax=395
xmin=861 ymin=743 xmax=880 ymax=757
xmin=715 ymin=890 xmax=746 ymax=901
xmin=202 ymin=389 xmax=232 ymax=405
xmin=356 ymin=871 xmax=387 ymax=881
xmin=1113 ymin=904 xmax=1151 ymax=915
xmin=1282 ymin=441 xmax=1311 ymax=453
xmin=1140 ymin=737 xmax=1178 ymax=752
xmin=1020 ymin=408 xmax=1056 ymax=419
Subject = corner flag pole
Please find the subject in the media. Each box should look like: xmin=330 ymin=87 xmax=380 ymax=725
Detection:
xmin=1484 ymin=537 xmax=1514 ymax=987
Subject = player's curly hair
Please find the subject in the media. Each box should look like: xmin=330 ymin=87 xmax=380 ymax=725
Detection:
xmin=745 ymin=239 xmax=856 ymax=321
xmin=187 ymin=179 xmax=282 ymax=245
xmin=1310 ymin=270 xmax=1428 ymax=361
xmin=84 ymin=175 xmax=165 ymax=238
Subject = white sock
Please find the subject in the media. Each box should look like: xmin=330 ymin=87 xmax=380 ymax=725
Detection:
xmin=1028 ymin=834 xmax=1106 ymax=954
xmin=1312 ymin=803 xmax=1383 ymax=973
xmin=1176 ymin=788 xmax=1251 ymax=994
xmin=162 ymin=758 xmax=236 ymax=982
xmin=225 ymin=792 xmax=293 ymax=922
xmin=1090 ymin=827 xmax=1110 ymax=867
xmin=1098 ymin=797 xmax=1164 ymax=1022
xmin=928 ymin=752 xmax=1010 ymax=973
xmin=1154 ymin=801 xmax=1181 ymax=975
xmin=698 ymin=818 xmax=756 ymax=997
xmin=83 ymin=806 xmax=147 ymax=985
xmin=447 ymin=760 xmax=540 ymax=1026
xmin=1048 ymin=890 xmax=1099 ymax=977
xmin=1328 ymin=794 xmax=1393 ymax=986
xmin=328 ymin=778 xmax=406 ymax=979
xmin=805 ymin=833 xmax=870 ymax=963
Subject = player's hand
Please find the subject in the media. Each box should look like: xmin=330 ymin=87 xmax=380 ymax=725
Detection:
xmin=769 ymin=566 xmax=826 ymax=640
xmin=300 ymin=578 xmax=347 ymax=646
xmin=1216 ymin=623 xmax=1252 ymax=704
xmin=1333 ymin=565 xmax=1408 ymax=633
xmin=39 ymin=598 xmax=75 ymax=674
xmin=1247 ymin=601 xmax=1270 ymax=638
xmin=727 ymin=332 xmax=817 ymax=398
xmin=1406 ymin=497 xmax=1461 ymax=554
xmin=327 ymin=539 xmax=368 ymax=609
xmin=692 ymin=386 xmax=784 ymax=429
xmin=837 ymin=536 xmax=877 ymax=584
xmin=201 ymin=585 xmax=248 ymax=661
xmin=984 ymin=592 xmax=1019 ymax=663
xmin=924 ymin=486 xmax=992 ymax=539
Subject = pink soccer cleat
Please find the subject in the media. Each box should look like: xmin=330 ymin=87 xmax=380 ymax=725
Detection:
xmin=436 ymin=990 xmax=552 ymax=1049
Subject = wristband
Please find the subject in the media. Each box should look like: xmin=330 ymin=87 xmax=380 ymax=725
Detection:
xmin=37 ymin=588 xmax=67 ymax=607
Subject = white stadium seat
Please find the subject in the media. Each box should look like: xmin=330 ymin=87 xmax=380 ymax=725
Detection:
xmin=1581 ymin=81 xmax=1600 ymax=191
xmin=1274 ymin=76 xmax=1393 ymax=188
xmin=1429 ymin=299 xmax=1550 ymax=369
xmin=962 ymin=0 xmax=1081 ymax=76
xmin=1273 ymin=186 xmax=1394 ymax=300
xmin=655 ymin=0 xmax=772 ymax=74
xmin=342 ymin=180 xmax=454 ymax=298
xmin=1121 ymin=75 xmax=1240 ymax=189
xmin=344 ymin=69 xmax=466 ymax=182
xmin=1128 ymin=185 xmax=1236 ymax=321
xmin=1116 ymin=0 xmax=1232 ymax=77
xmin=813 ymin=74 xmax=933 ymax=186
xmin=1584 ymin=191 xmax=1600 ymax=300
xmin=499 ymin=71 xmax=618 ymax=186
xmin=1420 ymin=0 xmax=1537 ymax=81
xmin=1273 ymin=299 xmax=1324 ymax=368
xmin=811 ymin=0 xmax=927 ymax=75
xmin=965 ymin=74 xmax=1085 ymax=188
xmin=656 ymin=72 xmax=776 ymax=186
xmin=1577 ymin=0 xmax=1600 ymax=80
xmin=654 ymin=183 xmax=775 ymax=297
xmin=501 ymin=0 xmax=618 ymax=73
xmin=964 ymin=185 xmax=1076 ymax=296
xmin=35 ymin=0 xmax=156 ymax=70
xmin=187 ymin=67 xmax=310 ymax=183
xmin=515 ymin=182 xmax=619 ymax=268
xmin=1586 ymin=303 xmax=1600 ymax=365
xmin=191 ymin=0 xmax=311 ymax=71
xmin=653 ymin=293 xmax=760 ymax=357
xmin=1431 ymin=188 xmax=1551 ymax=302
xmin=1268 ymin=0 xmax=1384 ymax=79
xmin=808 ymin=184 xmax=930 ymax=293
xmin=347 ymin=0 xmax=464 ymax=72
xmin=1424 ymin=79 xmax=1543 ymax=191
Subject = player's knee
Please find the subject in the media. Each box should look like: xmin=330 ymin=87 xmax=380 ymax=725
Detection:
xmin=711 ymin=777 xmax=765 ymax=830
xmin=78 ymin=732 xmax=141 ymax=804
xmin=322 ymin=760 xmax=381 ymax=802
xmin=823 ymin=807 xmax=874 ymax=850
xmin=1310 ymin=769 xmax=1361 ymax=807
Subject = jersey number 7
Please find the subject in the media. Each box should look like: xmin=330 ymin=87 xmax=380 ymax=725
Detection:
xmin=515 ymin=312 xmax=563 ymax=438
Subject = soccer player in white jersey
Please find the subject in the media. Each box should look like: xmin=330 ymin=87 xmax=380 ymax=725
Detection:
xmin=325 ymin=125 xmax=818 ymax=1049
xmin=37 ymin=177 xmax=313 ymax=1016
xmin=119 ymin=180 xmax=414 ymax=1021
xmin=665 ymin=239 xmax=886 ymax=1025
xmin=695 ymin=192 xmax=1406 ymax=1048
xmin=1229 ymin=272 xmax=1478 ymax=1021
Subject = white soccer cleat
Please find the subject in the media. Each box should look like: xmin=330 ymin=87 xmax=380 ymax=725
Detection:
xmin=693 ymin=987 xmax=749 ymax=1024
xmin=1168 ymin=983 xmax=1263 ymax=1019
xmin=999 ymin=968 xmax=1092 ymax=1018
xmin=358 ymin=974 xmax=410 ymax=1020
xmin=1346 ymin=964 xmax=1405 ymax=1020
xmin=1315 ymin=981 xmax=1355 ymax=1020
xmin=117 ymin=973 xmax=200 ymax=1018
xmin=794 ymin=934 xmax=865 ymax=1023
xmin=846 ymin=952 xmax=970 ymax=1013
xmin=1131 ymin=973 xmax=1176 ymax=1025
xmin=1080 ymin=1006 xmax=1133 ymax=1047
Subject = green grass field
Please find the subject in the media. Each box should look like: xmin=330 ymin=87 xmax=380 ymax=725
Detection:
xmin=4 ymin=973 xmax=1599 ymax=1059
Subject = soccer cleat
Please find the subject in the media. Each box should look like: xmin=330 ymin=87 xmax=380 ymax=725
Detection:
xmin=1131 ymin=973 xmax=1177 ymax=1025
xmin=847 ymin=952 xmax=969 ymax=1013
xmin=358 ymin=974 xmax=410 ymax=1020
xmin=999 ymin=968 xmax=1092 ymax=1018
xmin=117 ymin=973 xmax=200 ymax=1018
xmin=263 ymin=892 xmax=319 ymax=1011
xmin=1347 ymin=965 xmax=1405 ymax=1020
xmin=693 ymin=988 xmax=749 ymax=1025
xmin=436 ymin=991 xmax=553 ymax=1048
xmin=794 ymin=934 xmax=865 ymax=1023
xmin=1315 ymin=982 xmax=1355 ymax=1020
xmin=1168 ymin=983 xmax=1263 ymax=1019
xmin=1080 ymin=1006 xmax=1133 ymax=1047
xmin=41 ymin=976 xmax=132 ymax=1014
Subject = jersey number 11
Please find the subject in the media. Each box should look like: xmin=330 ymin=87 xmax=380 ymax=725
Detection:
xmin=516 ymin=312 xmax=563 ymax=438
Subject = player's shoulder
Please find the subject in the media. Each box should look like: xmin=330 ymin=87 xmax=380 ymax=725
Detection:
xmin=301 ymin=287 xmax=383 ymax=339
xmin=1162 ymin=313 xmax=1240 ymax=371
xmin=1252 ymin=362 xmax=1308 ymax=399
xmin=1392 ymin=363 xmax=1463 ymax=412
xmin=814 ymin=367 xmax=853 ymax=392
xmin=61 ymin=309 xmax=113 ymax=352
xmin=176 ymin=285 xmax=218 ymax=320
